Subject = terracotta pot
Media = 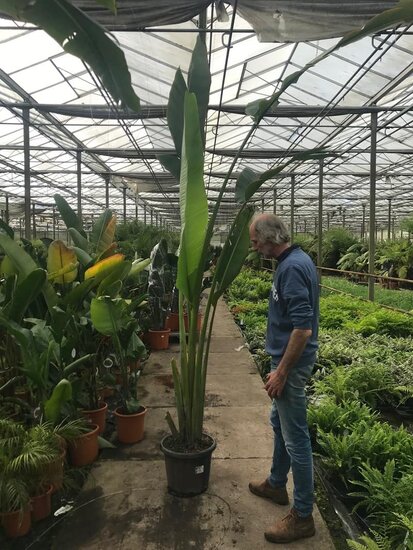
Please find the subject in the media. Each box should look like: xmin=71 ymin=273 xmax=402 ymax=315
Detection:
xmin=147 ymin=329 xmax=170 ymax=351
xmin=31 ymin=485 xmax=53 ymax=522
xmin=114 ymin=406 xmax=147 ymax=444
xmin=1 ymin=507 xmax=31 ymax=538
xmin=165 ymin=313 xmax=202 ymax=332
xmin=165 ymin=312 xmax=179 ymax=331
xmin=184 ymin=312 xmax=202 ymax=332
xmin=68 ymin=424 xmax=99 ymax=467
xmin=44 ymin=448 xmax=66 ymax=493
xmin=81 ymin=402 xmax=108 ymax=435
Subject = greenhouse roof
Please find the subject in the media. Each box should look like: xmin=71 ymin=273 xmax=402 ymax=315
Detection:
xmin=0 ymin=1 xmax=413 ymax=235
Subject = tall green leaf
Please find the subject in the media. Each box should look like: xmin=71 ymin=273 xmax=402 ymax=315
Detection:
xmin=90 ymin=296 xmax=126 ymax=336
xmin=72 ymin=246 xmax=93 ymax=266
xmin=97 ymin=260 xmax=131 ymax=296
xmin=54 ymin=194 xmax=86 ymax=238
xmin=176 ymin=92 xmax=208 ymax=304
xmin=91 ymin=210 xmax=114 ymax=256
xmin=157 ymin=153 xmax=181 ymax=181
xmin=167 ymin=68 xmax=188 ymax=156
xmin=210 ymin=206 xmax=255 ymax=305
xmin=0 ymin=218 xmax=14 ymax=239
xmin=7 ymin=269 xmax=47 ymax=323
xmin=44 ymin=379 xmax=72 ymax=425
xmin=188 ymin=36 xmax=211 ymax=146
xmin=0 ymin=234 xmax=58 ymax=310
xmin=69 ymin=228 xmax=89 ymax=252
xmin=62 ymin=278 xmax=95 ymax=309
xmin=1 ymin=0 xmax=140 ymax=112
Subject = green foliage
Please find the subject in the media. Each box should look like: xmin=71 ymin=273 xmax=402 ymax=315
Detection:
xmin=226 ymin=268 xmax=272 ymax=303
xmin=376 ymin=238 xmax=413 ymax=280
xmin=319 ymin=294 xmax=377 ymax=330
xmin=321 ymin=276 xmax=413 ymax=311
xmin=318 ymin=228 xmax=358 ymax=269
xmin=293 ymin=233 xmax=317 ymax=260
xmin=317 ymin=421 xmax=413 ymax=484
xmin=314 ymin=362 xmax=395 ymax=408
xmin=347 ymin=309 xmax=413 ymax=338
xmin=337 ymin=242 xmax=369 ymax=273
xmin=308 ymin=398 xmax=378 ymax=436
xmin=350 ymin=460 xmax=413 ymax=544
xmin=115 ymin=220 xmax=179 ymax=260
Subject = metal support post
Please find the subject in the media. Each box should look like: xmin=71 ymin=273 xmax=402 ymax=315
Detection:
xmin=135 ymin=200 xmax=138 ymax=221
xmin=362 ymin=204 xmax=366 ymax=240
xmin=290 ymin=175 xmax=295 ymax=243
xmin=52 ymin=206 xmax=56 ymax=239
xmin=273 ymin=188 xmax=277 ymax=214
xmin=317 ymin=158 xmax=324 ymax=280
xmin=327 ymin=212 xmax=330 ymax=231
xmin=342 ymin=209 xmax=346 ymax=228
xmin=32 ymin=203 xmax=36 ymax=238
xmin=261 ymin=198 xmax=265 ymax=212
xmin=387 ymin=199 xmax=391 ymax=240
xmin=5 ymin=193 xmax=9 ymax=225
xmin=368 ymin=112 xmax=377 ymax=302
xmin=23 ymin=107 xmax=31 ymax=239
xmin=76 ymin=149 xmax=82 ymax=219
xmin=150 ymin=209 xmax=153 ymax=225
xmin=123 ymin=187 xmax=127 ymax=224
xmin=105 ymin=175 xmax=110 ymax=209
xmin=144 ymin=206 xmax=147 ymax=225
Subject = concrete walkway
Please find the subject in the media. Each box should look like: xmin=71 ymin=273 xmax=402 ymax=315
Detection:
xmin=52 ymin=300 xmax=334 ymax=550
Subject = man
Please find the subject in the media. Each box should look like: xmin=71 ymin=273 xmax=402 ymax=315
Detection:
xmin=248 ymin=213 xmax=319 ymax=544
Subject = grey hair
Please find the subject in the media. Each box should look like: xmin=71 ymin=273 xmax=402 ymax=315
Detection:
xmin=252 ymin=213 xmax=290 ymax=245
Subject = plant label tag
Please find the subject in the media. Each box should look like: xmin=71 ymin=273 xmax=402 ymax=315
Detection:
xmin=195 ymin=465 xmax=204 ymax=474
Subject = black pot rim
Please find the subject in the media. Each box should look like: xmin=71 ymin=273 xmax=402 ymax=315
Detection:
xmin=160 ymin=434 xmax=216 ymax=459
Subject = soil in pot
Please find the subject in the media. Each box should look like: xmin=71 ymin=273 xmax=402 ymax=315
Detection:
xmin=68 ymin=424 xmax=99 ymax=467
xmin=31 ymin=484 xmax=53 ymax=522
xmin=160 ymin=434 xmax=216 ymax=497
xmin=81 ymin=401 xmax=108 ymax=435
xmin=114 ymin=406 xmax=147 ymax=444
xmin=1 ymin=507 xmax=31 ymax=538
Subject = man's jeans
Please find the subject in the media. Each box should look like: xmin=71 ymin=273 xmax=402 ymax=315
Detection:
xmin=268 ymin=362 xmax=314 ymax=518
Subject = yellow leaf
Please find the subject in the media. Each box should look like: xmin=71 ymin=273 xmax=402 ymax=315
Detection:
xmin=84 ymin=253 xmax=125 ymax=281
xmin=47 ymin=240 xmax=78 ymax=284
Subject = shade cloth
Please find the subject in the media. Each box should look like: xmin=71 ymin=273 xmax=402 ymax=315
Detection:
xmin=0 ymin=1 xmax=399 ymax=41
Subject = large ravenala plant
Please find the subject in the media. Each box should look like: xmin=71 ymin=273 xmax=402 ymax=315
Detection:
xmin=157 ymin=38 xmax=326 ymax=481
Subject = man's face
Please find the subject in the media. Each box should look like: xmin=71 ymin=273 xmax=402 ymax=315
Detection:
xmin=250 ymin=225 xmax=274 ymax=257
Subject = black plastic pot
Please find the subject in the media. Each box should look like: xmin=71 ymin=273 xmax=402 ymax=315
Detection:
xmin=160 ymin=434 xmax=216 ymax=497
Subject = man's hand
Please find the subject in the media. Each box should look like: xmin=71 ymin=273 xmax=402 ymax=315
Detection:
xmin=264 ymin=369 xmax=287 ymax=399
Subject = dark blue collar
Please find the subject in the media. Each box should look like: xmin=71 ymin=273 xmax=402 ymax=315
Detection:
xmin=276 ymin=244 xmax=300 ymax=262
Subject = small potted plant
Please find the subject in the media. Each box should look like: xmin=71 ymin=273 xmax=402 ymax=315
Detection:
xmin=0 ymin=419 xmax=62 ymax=535
xmin=146 ymin=239 xmax=171 ymax=350
xmin=91 ymin=295 xmax=147 ymax=444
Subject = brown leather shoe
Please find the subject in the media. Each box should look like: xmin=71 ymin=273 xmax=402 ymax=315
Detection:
xmin=248 ymin=479 xmax=289 ymax=505
xmin=264 ymin=508 xmax=315 ymax=543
